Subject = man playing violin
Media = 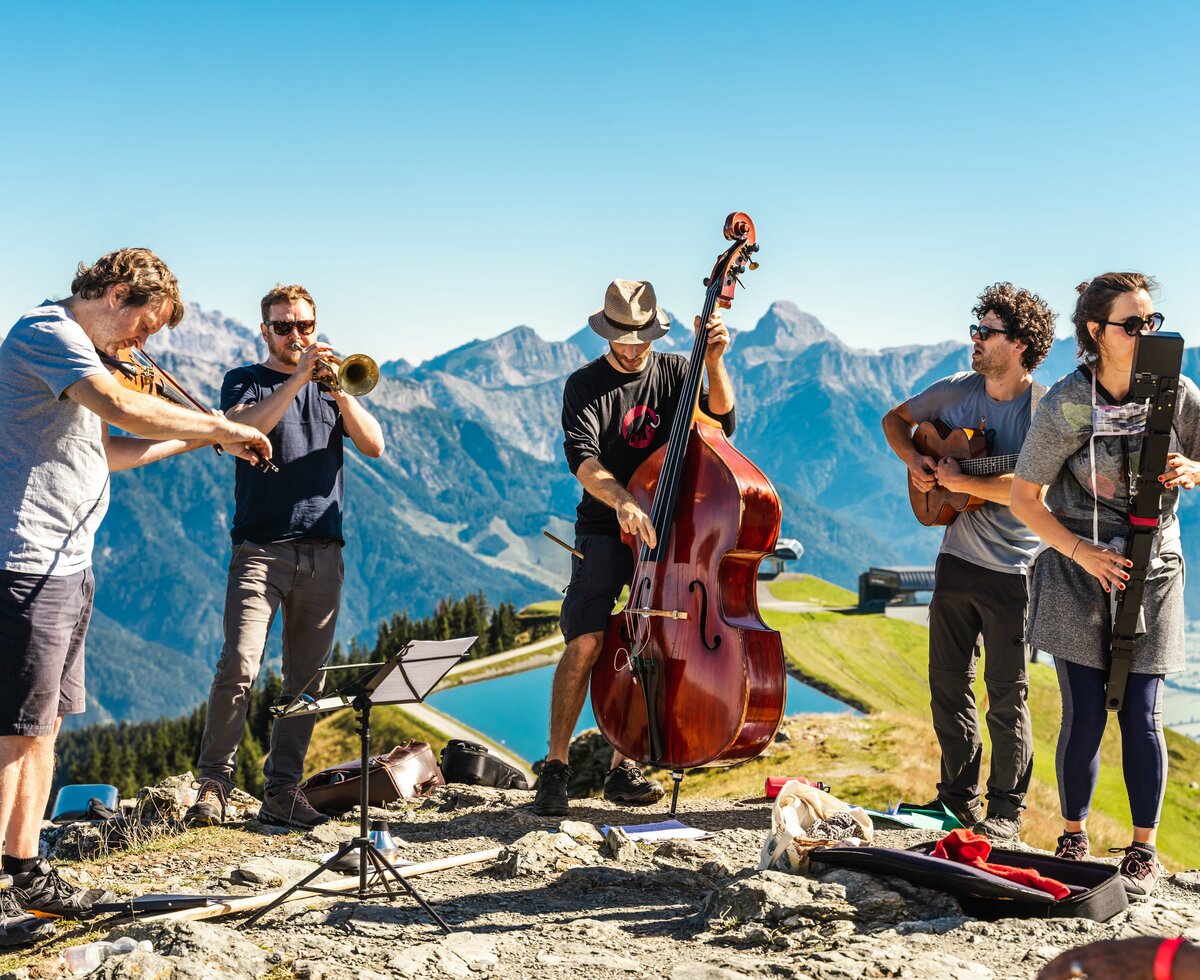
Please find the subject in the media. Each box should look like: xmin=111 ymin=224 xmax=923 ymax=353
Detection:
xmin=187 ymin=284 xmax=384 ymax=831
xmin=881 ymin=282 xmax=1056 ymax=842
xmin=0 ymin=248 xmax=272 ymax=939
xmin=532 ymin=279 xmax=734 ymax=816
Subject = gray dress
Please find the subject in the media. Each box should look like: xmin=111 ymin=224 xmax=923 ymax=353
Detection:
xmin=1014 ymin=366 xmax=1200 ymax=674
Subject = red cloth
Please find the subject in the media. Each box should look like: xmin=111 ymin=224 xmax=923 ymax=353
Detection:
xmin=931 ymin=829 xmax=1071 ymax=900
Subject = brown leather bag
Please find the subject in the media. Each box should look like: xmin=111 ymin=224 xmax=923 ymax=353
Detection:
xmin=299 ymin=741 xmax=445 ymax=816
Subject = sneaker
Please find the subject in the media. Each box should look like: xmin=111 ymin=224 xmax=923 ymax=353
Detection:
xmin=0 ymin=875 xmax=55 ymax=947
xmin=917 ymin=796 xmax=981 ymax=830
xmin=8 ymin=859 xmax=116 ymax=920
xmin=1054 ymin=831 xmax=1090 ymax=861
xmin=184 ymin=778 xmax=227 ymax=827
xmin=971 ymin=813 xmax=1021 ymax=843
xmin=258 ymin=786 xmax=331 ymax=830
xmin=531 ymin=760 xmax=570 ymax=816
xmin=1112 ymin=845 xmax=1163 ymax=899
xmin=604 ymin=760 xmax=665 ymax=806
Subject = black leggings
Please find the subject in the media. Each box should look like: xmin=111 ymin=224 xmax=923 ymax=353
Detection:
xmin=1054 ymin=659 xmax=1166 ymax=828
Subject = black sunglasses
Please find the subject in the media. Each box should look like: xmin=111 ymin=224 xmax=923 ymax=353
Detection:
xmin=265 ymin=319 xmax=317 ymax=336
xmin=1099 ymin=313 xmax=1165 ymax=337
xmin=969 ymin=323 xmax=1014 ymax=342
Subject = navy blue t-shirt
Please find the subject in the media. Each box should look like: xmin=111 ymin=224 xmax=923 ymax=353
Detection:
xmin=221 ymin=364 xmax=345 ymax=545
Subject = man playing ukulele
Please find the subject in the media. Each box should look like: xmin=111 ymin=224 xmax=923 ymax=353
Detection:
xmin=881 ymin=283 xmax=1055 ymax=841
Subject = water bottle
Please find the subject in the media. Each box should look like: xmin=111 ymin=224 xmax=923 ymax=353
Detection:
xmin=63 ymin=937 xmax=152 ymax=974
xmin=369 ymin=819 xmax=398 ymax=863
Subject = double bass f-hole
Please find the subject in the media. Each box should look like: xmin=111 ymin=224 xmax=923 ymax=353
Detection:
xmin=688 ymin=580 xmax=722 ymax=651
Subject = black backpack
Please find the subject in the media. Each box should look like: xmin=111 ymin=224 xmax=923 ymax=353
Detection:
xmin=810 ymin=841 xmax=1127 ymax=922
xmin=439 ymin=739 xmax=530 ymax=791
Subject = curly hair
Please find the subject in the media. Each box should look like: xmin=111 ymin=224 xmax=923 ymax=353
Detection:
xmin=71 ymin=247 xmax=183 ymax=327
xmin=1071 ymin=272 xmax=1159 ymax=365
xmin=971 ymin=282 xmax=1056 ymax=371
xmin=260 ymin=284 xmax=316 ymax=323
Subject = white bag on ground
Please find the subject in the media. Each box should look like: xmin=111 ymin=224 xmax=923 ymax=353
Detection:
xmin=759 ymin=779 xmax=874 ymax=872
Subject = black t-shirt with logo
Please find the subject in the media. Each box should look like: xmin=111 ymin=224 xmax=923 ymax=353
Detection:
xmin=562 ymin=351 xmax=736 ymax=537
xmin=221 ymin=364 xmax=345 ymax=545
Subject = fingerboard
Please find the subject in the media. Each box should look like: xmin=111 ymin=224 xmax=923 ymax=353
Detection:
xmin=958 ymin=453 xmax=1019 ymax=476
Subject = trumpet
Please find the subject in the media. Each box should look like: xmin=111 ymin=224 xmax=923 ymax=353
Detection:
xmin=290 ymin=343 xmax=379 ymax=396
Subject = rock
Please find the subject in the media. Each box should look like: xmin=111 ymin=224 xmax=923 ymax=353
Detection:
xmin=493 ymin=829 xmax=603 ymax=877
xmin=559 ymin=819 xmax=605 ymax=845
xmin=705 ymin=870 xmax=855 ymax=928
xmin=605 ymin=826 xmax=640 ymax=863
xmin=232 ymin=856 xmax=316 ymax=887
xmin=304 ymin=821 xmax=351 ymax=847
xmin=90 ymin=949 xmax=179 ymax=978
xmin=1174 ymin=871 xmax=1200 ymax=892
xmin=105 ymin=921 xmax=270 ymax=978
xmin=669 ymin=966 xmax=756 ymax=980
xmin=655 ymin=838 xmax=737 ymax=877
xmin=387 ymin=932 xmax=499 ymax=978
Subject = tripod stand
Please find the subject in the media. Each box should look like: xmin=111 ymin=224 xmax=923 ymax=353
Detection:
xmin=240 ymin=638 xmax=475 ymax=931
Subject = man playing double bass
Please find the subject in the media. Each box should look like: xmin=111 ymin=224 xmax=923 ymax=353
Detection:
xmin=881 ymin=282 xmax=1056 ymax=842
xmin=533 ymin=279 xmax=734 ymax=816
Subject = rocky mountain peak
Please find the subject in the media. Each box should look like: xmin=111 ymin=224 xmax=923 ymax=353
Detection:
xmin=734 ymin=301 xmax=839 ymax=365
xmin=416 ymin=325 xmax=583 ymax=388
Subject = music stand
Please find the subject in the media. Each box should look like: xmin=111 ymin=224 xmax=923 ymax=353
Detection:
xmin=240 ymin=636 xmax=476 ymax=931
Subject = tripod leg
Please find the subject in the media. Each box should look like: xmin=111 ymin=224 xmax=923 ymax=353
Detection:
xmin=240 ymin=840 xmax=359 ymax=930
xmin=375 ymin=850 xmax=452 ymax=933
xmin=366 ymin=846 xmax=398 ymax=898
xmin=669 ymin=770 xmax=683 ymax=816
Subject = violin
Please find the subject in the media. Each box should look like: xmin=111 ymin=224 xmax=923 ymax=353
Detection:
xmin=97 ymin=346 xmax=278 ymax=473
xmin=589 ymin=212 xmax=785 ymax=814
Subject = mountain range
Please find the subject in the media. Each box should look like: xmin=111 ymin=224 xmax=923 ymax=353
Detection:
xmin=3 ymin=302 xmax=1197 ymax=725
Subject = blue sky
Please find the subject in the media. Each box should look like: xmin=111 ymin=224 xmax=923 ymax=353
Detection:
xmin=2 ymin=1 xmax=1197 ymax=364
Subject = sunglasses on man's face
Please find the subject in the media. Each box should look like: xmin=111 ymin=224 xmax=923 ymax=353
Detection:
xmin=266 ymin=319 xmax=317 ymax=336
xmin=969 ymin=323 xmax=1013 ymax=342
xmin=1100 ymin=312 xmax=1165 ymax=337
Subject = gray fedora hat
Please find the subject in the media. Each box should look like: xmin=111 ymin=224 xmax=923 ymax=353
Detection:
xmin=587 ymin=279 xmax=671 ymax=344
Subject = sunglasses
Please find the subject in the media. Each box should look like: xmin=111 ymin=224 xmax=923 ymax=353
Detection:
xmin=266 ymin=319 xmax=317 ymax=336
xmin=1099 ymin=313 xmax=1165 ymax=337
xmin=969 ymin=323 xmax=1014 ymax=342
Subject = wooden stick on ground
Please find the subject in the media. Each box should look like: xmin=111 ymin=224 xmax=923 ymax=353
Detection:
xmin=139 ymin=848 xmax=502 ymax=924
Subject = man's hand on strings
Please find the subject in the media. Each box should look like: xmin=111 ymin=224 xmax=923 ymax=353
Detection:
xmin=1160 ymin=452 xmax=1200 ymax=490
xmin=616 ymin=499 xmax=657 ymax=549
xmin=908 ymin=453 xmax=938 ymax=493
xmin=935 ymin=456 xmax=968 ymax=493
xmin=696 ymin=311 xmax=730 ymax=364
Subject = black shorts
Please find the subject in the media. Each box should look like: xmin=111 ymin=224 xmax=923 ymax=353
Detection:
xmin=0 ymin=568 xmax=93 ymax=736
xmin=559 ymin=534 xmax=634 ymax=642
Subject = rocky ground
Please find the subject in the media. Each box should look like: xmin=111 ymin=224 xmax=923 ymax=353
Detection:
xmin=7 ymin=776 xmax=1200 ymax=980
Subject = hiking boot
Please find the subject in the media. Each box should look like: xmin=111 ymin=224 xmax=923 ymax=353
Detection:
xmin=8 ymin=859 xmax=115 ymax=920
xmin=258 ymin=786 xmax=330 ymax=830
xmin=0 ymin=875 xmax=55 ymax=947
xmin=971 ymin=813 xmax=1021 ymax=843
xmin=184 ymin=778 xmax=227 ymax=827
xmin=531 ymin=760 xmax=570 ymax=816
xmin=918 ymin=796 xmax=981 ymax=830
xmin=604 ymin=760 xmax=665 ymax=806
xmin=1112 ymin=845 xmax=1163 ymax=899
xmin=1054 ymin=831 xmax=1090 ymax=861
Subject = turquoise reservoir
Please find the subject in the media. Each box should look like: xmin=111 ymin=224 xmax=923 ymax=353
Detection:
xmin=426 ymin=664 xmax=852 ymax=764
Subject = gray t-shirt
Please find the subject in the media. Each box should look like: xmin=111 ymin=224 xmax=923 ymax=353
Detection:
xmin=1014 ymin=366 xmax=1200 ymax=554
xmin=0 ymin=302 xmax=110 ymax=575
xmin=908 ymin=371 xmax=1045 ymax=573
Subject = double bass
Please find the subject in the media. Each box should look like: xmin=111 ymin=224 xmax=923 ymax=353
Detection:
xmin=589 ymin=212 xmax=785 ymax=812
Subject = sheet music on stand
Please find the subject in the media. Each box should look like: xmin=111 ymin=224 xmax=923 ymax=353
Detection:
xmin=272 ymin=637 xmax=476 ymax=717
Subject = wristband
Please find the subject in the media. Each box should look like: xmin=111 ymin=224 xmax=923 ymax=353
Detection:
xmin=1069 ymin=539 xmax=1082 ymax=562
xmin=1155 ymin=936 xmax=1186 ymax=980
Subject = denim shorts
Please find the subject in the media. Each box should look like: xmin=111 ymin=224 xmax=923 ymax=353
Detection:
xmin=558 ymin=534 xmax=634 ymax=642
xmin=0 ymin=568 xmax=93 ymax=736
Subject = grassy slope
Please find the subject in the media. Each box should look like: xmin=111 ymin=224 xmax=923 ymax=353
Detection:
xmin=710 ymin=604 xmax=1200 ymax=869
xmin=766 ymin=575 xmax=858 ymax=607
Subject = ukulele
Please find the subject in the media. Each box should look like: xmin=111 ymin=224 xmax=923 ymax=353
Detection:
xmin=908 ymin=419 xmax=1018 ymax=526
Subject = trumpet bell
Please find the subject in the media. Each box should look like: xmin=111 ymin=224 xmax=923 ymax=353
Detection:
xmin=335 ymin=353 xmax=378 ymax=396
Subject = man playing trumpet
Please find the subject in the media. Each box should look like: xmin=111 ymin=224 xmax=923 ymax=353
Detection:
xmin=187 ymin=284 xmax=385 ymax=830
